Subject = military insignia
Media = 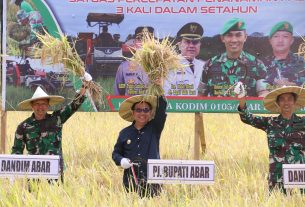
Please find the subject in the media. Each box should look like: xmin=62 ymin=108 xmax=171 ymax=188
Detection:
xmin=237 ymin=22 xmax=243 ymax=29
xmin=127 ymin=139 xmax=131 ymax=144
xmin=127 ymin=79 xmax=135 ymax=84
xmin=284 ymin=23 xmax=289 ymax=29
xmin=190 ymin=24 xmax=197 ymax=34
xmin=128 ymin=62 xmax=137 ymax=72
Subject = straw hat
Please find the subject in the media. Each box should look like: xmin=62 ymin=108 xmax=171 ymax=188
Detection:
xmin=263 ymin=86 xmax=305 ymax=113
xmin=18 ymin=86 xmax=65 ymax=110
xmin=119 ymin=95 xmax=157 ymax=122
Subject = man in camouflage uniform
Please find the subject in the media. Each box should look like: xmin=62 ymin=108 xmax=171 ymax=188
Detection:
xmin=16 ymin=9 xmax=44 ymax=45
xmin=114 ymin=26 xmax=153 ymax=96
xmin=12 ymin=73 xmax=92 ymax=182
xmin=262 ymin=21 xmax=305 ymax=90
xmin=202 ymin=18 xmax=268 ymax=97
xmin=163 ymin=22 xmax=205 ymax=96
xmin=237 ymin=85 xmax=305 ymax=193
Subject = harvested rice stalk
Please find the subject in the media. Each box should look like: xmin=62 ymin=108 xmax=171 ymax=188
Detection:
xmin=296 ymin=32 xmax=305 ymax=59
xmin=31 ymin=31 xmax=103 ymax=106
xmin=129 ymin=33 xmax=183 ymax=96
xmin=298 ymin=42 xmax=305 ymax=59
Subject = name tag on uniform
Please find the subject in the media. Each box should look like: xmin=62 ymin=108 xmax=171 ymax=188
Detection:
xmin=147 ymin=159 xmax=214 ymax=184
xmin=283 ymin=164 xmax=305 ymax=188
xmin=0 ymin=154 xmax=60 ymax=179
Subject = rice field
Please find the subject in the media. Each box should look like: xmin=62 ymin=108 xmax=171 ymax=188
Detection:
xmin=1 ymin=111 xmax=305 ymax=206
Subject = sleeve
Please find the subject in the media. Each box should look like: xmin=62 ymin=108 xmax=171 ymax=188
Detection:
xmin=238 ymin=105 xmax=268 ymax=131
xmin=55 ymin=93 xmax=86 ymax=124
xmin=152 ymin=96 xmax=167 ymax=134
xmin=255 ymin=58 xmax=267 ymax=80
xmin=11 ymin=124 xmax=26 ymax=154
xmin=112 ymin=132 xmax=124 ymax=166
xmin=114 ymin=63 xmax=126 ymax=95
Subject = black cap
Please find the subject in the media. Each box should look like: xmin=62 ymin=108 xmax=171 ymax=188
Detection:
xmin=134 ymin=26 xmax=154 ymax=37
xmin=177 ymin=22 xmax=203 ymax=40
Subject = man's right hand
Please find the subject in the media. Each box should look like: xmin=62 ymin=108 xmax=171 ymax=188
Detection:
xmin=120 ymin=158 xmax=132 ymax=169
xmin=234 ymin=82 xmax=246 ymax=109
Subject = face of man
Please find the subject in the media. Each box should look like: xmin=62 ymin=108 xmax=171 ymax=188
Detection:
xmin=132 ymin=102 xmax=153 ymax=126
xmin=269 ymin=31 xmax=294 ymax=55
xmin=31 ymin=99 xmax=49 ymax=120
xmin=134 ymin=35 xmax=143 ymax=48
xmin=277 ymin=93 xmax=296 ymax=115
xmin=221 ymin=31 xmax=247 ymax=57
xmin=178 ymin=38 xmax=201 ymax=61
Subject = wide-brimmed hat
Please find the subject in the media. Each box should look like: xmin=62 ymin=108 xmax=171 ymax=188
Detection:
xmin=263 ymin=86 xmax=305 ymax=113
xmin=119 ymin=95 xmax=157 ymax=122
xmin=18 ymin=86 xmax=65 ymax=110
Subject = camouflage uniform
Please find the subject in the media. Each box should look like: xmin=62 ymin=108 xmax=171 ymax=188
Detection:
xmin=114 ymin=61 xmax=148 ymax=96
xmin=12 ymin=93 xmax=85 ymax=180
xmin=263 ymin=52 xmax=305 ymax=90
xmin=17 ymin=10 xmax=44 ymax=45
xmin=239 ymin=106 xmax=305 ymax=192
xmin=202 ymin=51 xmax=267 ymax=97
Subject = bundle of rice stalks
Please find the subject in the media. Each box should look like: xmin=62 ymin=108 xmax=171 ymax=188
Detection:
xmin=31 ymin=32 xmax=103 ymax=105
xmin=129 ymin=34 xmax=183 ymax=96
xmin=298 ymin=42 xmax=305 ymax=59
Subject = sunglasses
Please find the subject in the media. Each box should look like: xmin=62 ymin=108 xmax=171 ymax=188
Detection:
xmin=134 ymin=108 xmax=151 ymax=113
xmin=183 ymin=39 xmax=201 ymax=45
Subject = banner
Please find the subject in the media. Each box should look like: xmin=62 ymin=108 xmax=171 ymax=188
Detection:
xmin=3 ymin=0 xmax=305 ymax=112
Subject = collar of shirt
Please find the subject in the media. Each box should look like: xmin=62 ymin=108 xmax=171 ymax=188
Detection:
xmin=131 ymin=120 xmax=151 ymax=131
xmin=30 ymin=112 xmax=51 ymax=122
xmin=271 ymin=52 xmax=297 ymax=63
xmin=275 ymin=113 xmax=301 ymax=124
xmin=217 ymin=51 xmax=246 ymax=63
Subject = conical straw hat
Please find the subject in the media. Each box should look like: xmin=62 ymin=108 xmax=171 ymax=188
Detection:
xmin=119 ymin=95 xmax=157 ymax=122
xmin=263 ymin=86 xmax=305 ymax=113
xmin=18 ymin=86 xmax=65 ymax=110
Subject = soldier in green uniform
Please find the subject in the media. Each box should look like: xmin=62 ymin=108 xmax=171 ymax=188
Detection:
xmin=16 ymin=9 xmax=44 ymax=45
xmin=11 ymin=72 xmax=92 ymax=182
xmin=262 ymin=21 xmax=305 ymax=90
xmin=237 ymin=84 xmax=305 ymax=193
xmin=202 ymin=18 xmax=268 ymax=97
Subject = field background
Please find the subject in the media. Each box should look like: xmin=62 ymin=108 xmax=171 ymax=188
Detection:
xmin=1 ymin=111 xmax=305 ymax=206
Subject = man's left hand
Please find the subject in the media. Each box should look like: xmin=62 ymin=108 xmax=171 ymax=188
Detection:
xmin=82 ymin=72 xmax=92 ymax=82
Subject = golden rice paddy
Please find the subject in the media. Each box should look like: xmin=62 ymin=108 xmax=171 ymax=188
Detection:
xmin=1 ymin=111 xmax=305 ymax=206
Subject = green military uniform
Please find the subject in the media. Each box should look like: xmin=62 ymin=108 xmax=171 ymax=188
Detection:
xmin=16 ymin=9 xmax=44 ymax=45
xmin=263 ymin=52 xmax=305 ymax=89
xmin=239 ymin=106 xmax=305 ymax=192
xmin=12 ymin=93 xmax=85 ymax=179
xmin=202 ymin=18 xmax=267 ymax=97
xmin=203 ymin=51 xmax=267 ymax=96
xmin=263 ymin=21 xmax=305 ymax=89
